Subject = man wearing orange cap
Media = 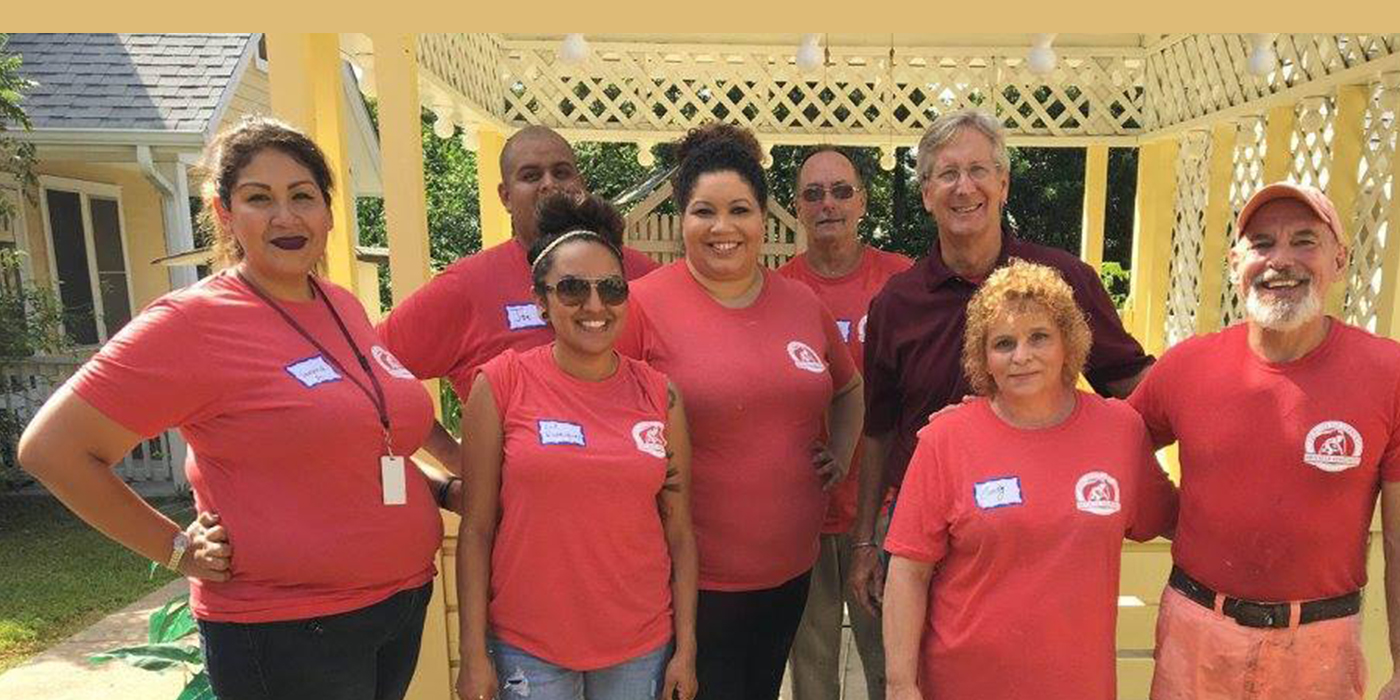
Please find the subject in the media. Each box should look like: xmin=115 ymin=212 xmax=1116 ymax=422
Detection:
xmin=1128 ymin=182 xmax=1400 ymax=699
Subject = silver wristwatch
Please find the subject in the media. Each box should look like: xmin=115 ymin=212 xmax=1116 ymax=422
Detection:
xmin=167 ymin=532 xmax=190 ymax=571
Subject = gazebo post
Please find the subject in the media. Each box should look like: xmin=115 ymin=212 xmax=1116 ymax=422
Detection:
xmin=370 ymin=32 xmax=456 ymax=700
xmin=1379 ymin=76 xmax=1400 ymax=341
xmin=1327 ymin=84 xmax=1369 ymax=315
xmin=1262 ymin=103 xmax=1296 ymax=184
xmin=1193 ymin=121 xmax=1238 ymax=336
xmin=265 ymin=33 xmax=362 ymax=296
xmin=1127 ymin=137 xmax=1178 ymax=357
xmin=1079 ymin=144 xmax=1108 ymax=271
xmin=474 ymin=127 xmax=511 ymax=248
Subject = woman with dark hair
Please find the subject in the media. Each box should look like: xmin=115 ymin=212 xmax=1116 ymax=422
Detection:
xmin=615 ymin=124 xmax=864 ymax=700
xmin=17 ymin=115 xmax=452 ymax=700
xmin=456 ymin=193 xmax=698 ymax=700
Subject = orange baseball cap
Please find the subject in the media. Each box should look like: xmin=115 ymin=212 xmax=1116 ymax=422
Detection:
xmin=1236 ymin=182 xmax=1345 ymax=244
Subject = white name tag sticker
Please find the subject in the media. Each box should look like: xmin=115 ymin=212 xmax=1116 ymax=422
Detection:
xmin=836 ymin=320 xmax=852 ymax=342
xmin=505 ymin=304 xmax=547 ymax=331
xmin=974 ymin=477 xmax=1024 ymax=510
xmin=381 ymin=455 xmax=407 ymax=505
xmin=285 ymin=355 xmax=341 ymax=388
xmin=538 ymin=420 xmax=586 ymax=447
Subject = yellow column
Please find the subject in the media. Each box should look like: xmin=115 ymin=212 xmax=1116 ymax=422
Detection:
xmin=1262 ymin=103 xmax=1296 ymax=184
xmin=476 ymin=128 xmax=512 ymax=249
xmin=1127 ymin=138 xmax=1179 ymax=356
xmin=1080 ymin=144 xmax=1109 ymax=271
xmin=371 ymin=33 xmax=454 ymax=700
xmin=266 ymin=33 xmax=359 ymax=292
xmin=1194 ymin=122 xmax=1239 ymax=336
xmin=1326 ymin=85 xmax=1368 ymax=316
xmin=1374 ymin=78 xmax=1400 ymax=340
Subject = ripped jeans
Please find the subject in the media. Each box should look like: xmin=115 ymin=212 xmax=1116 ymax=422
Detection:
xmin=488 ymin=638 xmax=672 ymax=700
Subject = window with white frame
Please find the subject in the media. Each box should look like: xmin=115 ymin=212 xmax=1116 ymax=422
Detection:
xmin=40 ymin=177 xmax=133 ymax=346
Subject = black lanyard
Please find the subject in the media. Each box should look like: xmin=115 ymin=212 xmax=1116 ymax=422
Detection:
xmin=236 ymin=272 xmax=394 ymax=455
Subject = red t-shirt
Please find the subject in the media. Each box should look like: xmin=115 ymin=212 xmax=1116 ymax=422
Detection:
xmin=481 ymin=346 xmax=673 ymax=669
xmin=616 ymin=262 xmax=857 ymax=591
xmin=779 ymin=247 xmax=913 ymax=533
xmin=1128 ymin=320 xmax=1400 ymax=601
xmin=884 ymin=394 xmax=1176 ymax=700
xmin=377 ymin=238 xmax=658 ymax=400
xmin=69 ymin=271 xmax=441 ymax=623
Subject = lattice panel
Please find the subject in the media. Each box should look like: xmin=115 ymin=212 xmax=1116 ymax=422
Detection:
xmin=417 ymin=34 xmax=507 ymax=119
xmin=1220 ymin=115 xmax=1267 ymax=327
xmin=489 ymin=41 xmax=1145 ymax=141
xmin=1290 ymin=95 xmax=1335 ymax=190
xmin=1144 ymin=34 xmax=1400 ymax=131
xmin=1166 ymin=130 xmax=1213 ymax=347
xmin=1343 ymin=79 xmax=1400 ymax=331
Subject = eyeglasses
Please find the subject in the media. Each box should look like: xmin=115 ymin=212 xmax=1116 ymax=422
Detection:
xmin=929 ymin=163 xmax=1000 ymax=187
xmin=540 ymin=275 xmax=630 ymax=307
xmin=799 ymin=182 xmax=860 ymax=203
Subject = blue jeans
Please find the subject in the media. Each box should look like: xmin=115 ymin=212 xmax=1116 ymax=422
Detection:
xmin=489 ymin=638 xmax=672 ymax=700
xmin=197 ymin=581 xmax=432 ymax=700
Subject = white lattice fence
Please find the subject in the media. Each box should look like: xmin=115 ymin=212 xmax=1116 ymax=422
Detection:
xmin=1220 ymin=116 xmax=1268 ymax=327
xmin=1144 ymin=34 xmax=1400 ymax=131
xmin=1291 ymin=95 xmax=1336 ymax=190
xmin=492 ymin=41 xmax=1146 ymax=142
xmin=1343 ymin=77 xmax=1400 ymax=331
xmin=1166 ymin=131 xmax=1213 ymax=347
xmin=417 ymin=34 xmax=507 ymax=122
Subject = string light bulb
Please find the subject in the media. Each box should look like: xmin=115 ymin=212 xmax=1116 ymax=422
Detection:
xmin=1247 ymin=34 xmax=1278 ymax=76
xmin=796 ymin=34 xmax=823 ymax=71
xmin=559 ymin=34 xmax=591 ymax=65
xmin=1027 ymin=33 xmax=1058 ymax=76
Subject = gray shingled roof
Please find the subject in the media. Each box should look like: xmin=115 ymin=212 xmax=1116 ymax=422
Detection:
xmin=7 ymin=33 xmax=252 ymax=132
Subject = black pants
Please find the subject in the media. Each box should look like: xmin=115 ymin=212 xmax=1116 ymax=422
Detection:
xmin=198 ymin=581 xmax=433 ymax=700
xmin=695 ymin=570 xmax=812 ymax=700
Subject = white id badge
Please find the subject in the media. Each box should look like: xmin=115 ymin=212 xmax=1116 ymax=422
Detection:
xmin=381 ymin=455 xmax=407 ymax=505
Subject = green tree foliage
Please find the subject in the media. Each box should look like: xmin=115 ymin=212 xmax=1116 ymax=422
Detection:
xmin=0 ymin=33 xmax=38 ymax=222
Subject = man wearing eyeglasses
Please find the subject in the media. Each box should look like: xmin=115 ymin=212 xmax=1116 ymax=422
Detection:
xmin=377 ymin=126 xmax=659 ymax=477
xmin=779 ymin=148 xmax=912 ymax=700
xmin=851 ymin=110 xmax=1156 ymax=673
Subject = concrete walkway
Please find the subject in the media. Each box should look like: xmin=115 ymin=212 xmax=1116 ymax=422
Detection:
xmin=0 ymin=578 xmax=191 ymax=700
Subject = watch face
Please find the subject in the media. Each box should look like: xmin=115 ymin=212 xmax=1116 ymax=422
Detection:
xmin=173 ymin=533 xmax=190 ymax=549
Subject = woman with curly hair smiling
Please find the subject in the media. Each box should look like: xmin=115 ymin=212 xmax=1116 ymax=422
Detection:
xmin=880 ymin=259 xmax=1177 ymax=700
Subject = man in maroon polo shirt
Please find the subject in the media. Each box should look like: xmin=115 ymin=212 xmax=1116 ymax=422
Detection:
xmin=847 ymin=108 xmax=1154 ymax=616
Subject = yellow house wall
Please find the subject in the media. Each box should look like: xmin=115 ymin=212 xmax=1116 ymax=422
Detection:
xmin=24 ymin=162 xmax=172 ymax=311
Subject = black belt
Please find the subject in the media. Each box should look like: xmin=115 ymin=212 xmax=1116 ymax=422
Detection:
xmin=1168 ymin=566 xmax=1361 ymax=629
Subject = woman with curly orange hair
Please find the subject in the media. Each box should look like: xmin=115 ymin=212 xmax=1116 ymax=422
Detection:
xmin=881 ymin=259 xmax=1177 ymax=700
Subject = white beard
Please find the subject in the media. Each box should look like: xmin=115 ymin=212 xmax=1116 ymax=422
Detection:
xmin=1243 ymin=282 xmax=1322 ymax=331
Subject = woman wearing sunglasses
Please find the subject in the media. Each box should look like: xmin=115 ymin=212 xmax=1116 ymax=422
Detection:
xmin=456 ymin=193 xmax=699 ymax=700
xmin=616 ymin=124 xmax=863 ymax=700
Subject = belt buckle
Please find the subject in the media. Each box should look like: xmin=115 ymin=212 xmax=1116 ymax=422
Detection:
xmin=1229 ymin=601 xmax=1286 ymax=628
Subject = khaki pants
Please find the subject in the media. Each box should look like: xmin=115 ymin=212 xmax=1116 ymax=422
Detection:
xmin=787 ymin=532 xmax=886 ymax=700
xmin=1150 ymin=586 xmax=1365 ymax=700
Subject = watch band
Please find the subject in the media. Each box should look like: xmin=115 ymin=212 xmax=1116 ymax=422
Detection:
xmin=167 ymin=533 xmax=189 ymax=571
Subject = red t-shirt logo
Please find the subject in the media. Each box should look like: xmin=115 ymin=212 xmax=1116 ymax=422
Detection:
xmin=1303 ymin=420 xmax=1364 ymax=472
xmin=786 ymin=341 xmax=826 ymax=374
xmin=1074 ymin=471 xmax=1122 ymax=515
xmin=632 ymin=421 xmax=667 ymax=459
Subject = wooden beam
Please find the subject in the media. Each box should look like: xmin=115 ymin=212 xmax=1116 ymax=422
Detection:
xmin=476 ymin=128 xmax=511 ymax=249
xmin=1127 ymin=138 xmax=1179 ymax=356
xmin=1262 ymin=103 xmax=1296 ymax=184
xmin=1194 ymin=122 xmax=1238 ymax=335
xmin=1080 ymin=144 xmax=1109 ymax=271
xmin=1326 ymin=84 xmax=1368 ymax=316
xmin=265 ymin=33 xmax=360 ymax=292
xmin=370 ymin=33 xmax=453 ymax=700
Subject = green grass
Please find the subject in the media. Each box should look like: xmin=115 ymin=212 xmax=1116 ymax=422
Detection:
xmin=0 ymin=495 xmax=192 ymax=673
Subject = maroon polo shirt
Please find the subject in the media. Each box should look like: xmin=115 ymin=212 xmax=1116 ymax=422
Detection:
xmin=864 ymin=231 xmax=1152 ymax=489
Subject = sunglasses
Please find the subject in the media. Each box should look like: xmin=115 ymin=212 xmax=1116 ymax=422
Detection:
xmin=800 ymin=183 xmax=860 ymax=203
xmin=540 ymin=275 xmax=630 ymax=307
